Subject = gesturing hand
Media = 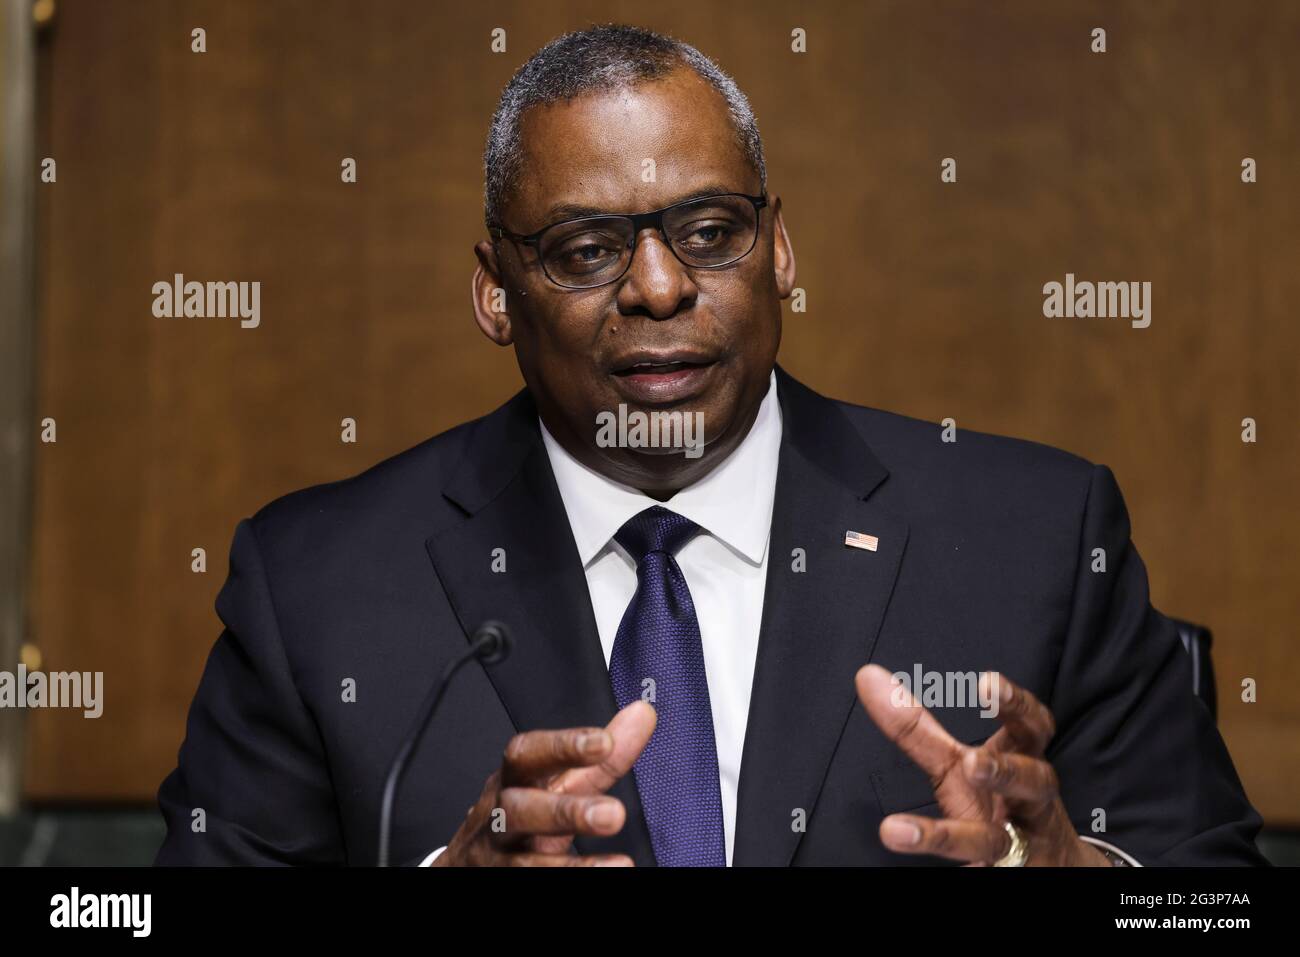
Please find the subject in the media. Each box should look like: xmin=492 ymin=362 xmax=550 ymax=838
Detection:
xmin=855 ymin=664 xmax=1110 ymax=866
xmin=434 ymin=700 xmax=656 ymax=866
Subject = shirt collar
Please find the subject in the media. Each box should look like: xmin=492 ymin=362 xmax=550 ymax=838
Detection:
xmin=539 ymin=370 xmax=782 ymax=568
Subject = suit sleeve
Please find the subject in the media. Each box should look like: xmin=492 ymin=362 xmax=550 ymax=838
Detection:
xmin=155 ymin=518 xmax=346 ymax=865
xmin=1045 ymin=465 xmax=1267 ymax=866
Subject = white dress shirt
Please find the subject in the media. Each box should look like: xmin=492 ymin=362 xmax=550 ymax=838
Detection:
xmin=537 ymin=370 xmax=782 ymax=866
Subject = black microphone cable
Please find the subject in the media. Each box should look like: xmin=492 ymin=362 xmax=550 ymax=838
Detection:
xmin=377 ymin=621 xmax=512 ymax=867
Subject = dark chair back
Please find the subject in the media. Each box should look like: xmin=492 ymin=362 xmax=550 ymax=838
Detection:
xmin=1167 ymin=615 xmax=1217 ymax=721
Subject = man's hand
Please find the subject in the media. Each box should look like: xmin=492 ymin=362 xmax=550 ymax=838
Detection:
xmin=433 ymin=700 xmax=656 ymax=866
xmin=855 ymin=664 xmax=1110 ymax=866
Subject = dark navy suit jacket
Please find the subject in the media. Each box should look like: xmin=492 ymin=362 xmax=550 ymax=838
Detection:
xmin=156 ymin=367 xmax=1266 ymax=865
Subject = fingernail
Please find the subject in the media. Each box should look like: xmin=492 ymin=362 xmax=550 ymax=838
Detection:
xmin=586 ymin=801 xmax=621 ymax=830
xmin=882 ymin=817 xmax=921 ymax=846
xmin=577 ymin=731 xmax=607 ymax=756
xmin=969 ymin=753 xmax=995 ymax=781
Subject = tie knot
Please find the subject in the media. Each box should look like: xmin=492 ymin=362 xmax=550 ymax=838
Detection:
xmin=615 ymin=506 xmax=702 ymax=564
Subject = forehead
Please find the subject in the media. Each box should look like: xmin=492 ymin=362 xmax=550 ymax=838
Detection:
xmin=508 ymin=66 xmax=756 ymax=230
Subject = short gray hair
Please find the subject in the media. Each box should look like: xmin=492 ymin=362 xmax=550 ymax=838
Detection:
xmin=483 ymin=23 xmax=766 ymax=230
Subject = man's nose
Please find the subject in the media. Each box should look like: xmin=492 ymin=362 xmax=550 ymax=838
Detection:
xmin=615 ymin=228 xmax=696 ymax=319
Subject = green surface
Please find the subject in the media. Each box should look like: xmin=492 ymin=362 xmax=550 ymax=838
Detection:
xmin=0 ymin=809 xmax=1295 ymax=866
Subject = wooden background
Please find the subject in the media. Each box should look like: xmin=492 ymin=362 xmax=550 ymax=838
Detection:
xmin=27 ymin=0 xmax=1300 ymax=823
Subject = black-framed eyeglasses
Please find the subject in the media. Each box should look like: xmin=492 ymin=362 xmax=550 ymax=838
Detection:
xmin=489 ymin=192 xmax=767 ymax=290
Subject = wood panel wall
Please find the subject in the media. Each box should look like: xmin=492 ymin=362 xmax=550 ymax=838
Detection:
xmin=27 ymin=0 xmax=1300 ymax=823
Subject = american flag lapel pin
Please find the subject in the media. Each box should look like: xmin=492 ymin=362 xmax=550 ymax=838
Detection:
xmin=844 ymin=530 xmax=879 ymax=552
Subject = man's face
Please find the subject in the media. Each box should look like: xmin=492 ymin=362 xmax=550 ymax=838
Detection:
xmin=473 ymin=65 xmax=796 ymax=494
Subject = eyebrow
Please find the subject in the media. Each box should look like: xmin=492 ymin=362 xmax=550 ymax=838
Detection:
xmin=536 ymin=183 xmax=747 ymax=227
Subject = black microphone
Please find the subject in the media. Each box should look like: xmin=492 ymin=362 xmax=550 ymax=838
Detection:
xmin=377 ymin=620 xmax=513 ymax=866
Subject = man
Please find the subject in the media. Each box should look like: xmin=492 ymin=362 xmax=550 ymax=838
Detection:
xmin=156 ymin=24 xmax=1264 ymax=867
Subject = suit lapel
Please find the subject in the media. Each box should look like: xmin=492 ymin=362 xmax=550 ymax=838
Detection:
xmin=732 ymin=368 xmax=910 ymax=865
xmin=424 ymin=370 xmax=909 ymax=868
xmin=424 ymin=389 xmax=656 ymax=864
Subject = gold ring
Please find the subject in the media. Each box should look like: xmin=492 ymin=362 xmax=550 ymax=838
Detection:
xmin=992 ymin=821 xmax=1028 ymax=867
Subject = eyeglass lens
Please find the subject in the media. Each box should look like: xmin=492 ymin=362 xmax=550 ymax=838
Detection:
xmin=537 ymin=195 xmax=759 ymax=288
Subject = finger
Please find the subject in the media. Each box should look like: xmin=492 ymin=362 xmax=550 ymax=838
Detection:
xmin=507 ymin=852 xmax=634 ymax=867
xmin=980 ymin=672 xmax=1055 ymax=756
xmin=492 ymin=787 xmax=626 ymax=843
xmin=553 ymin=700 xmax=657 ymax=795
xmin=855 ymin=663 xmax=963 ymax=781
xmin=879 ymin=814 xmax=1011 ymax=863
xmin=962 ymin=748 xmax=1060 ymax=810
xmin=500 ymin=726 xmax=614 ymax=787
xmin=531 ymin=703 xmax=655 ymax=856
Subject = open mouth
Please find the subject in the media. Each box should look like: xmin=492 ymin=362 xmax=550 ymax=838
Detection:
xmin=607 ymin=352 xmax=719 ymax=404
xmin=612 ymin=359 xmax=712 ymax=377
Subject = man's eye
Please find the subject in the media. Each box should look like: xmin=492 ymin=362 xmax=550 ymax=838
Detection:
xmin=679 ymin=222 xmax=733 ymax=247
xmin=554 ymin=237 xmax=621 ymax=270
xmin=571 ymin=243 xmax=612 ymax=261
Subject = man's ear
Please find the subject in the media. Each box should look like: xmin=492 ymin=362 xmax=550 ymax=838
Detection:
xmin=768 ymin=195 xmax=797 ymax=299
xmin=472 ymin=239 xmax=514 ymax=346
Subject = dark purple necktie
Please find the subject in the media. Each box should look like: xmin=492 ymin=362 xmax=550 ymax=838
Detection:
xmin=608 ymin=506 xmax=726 ymax=867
